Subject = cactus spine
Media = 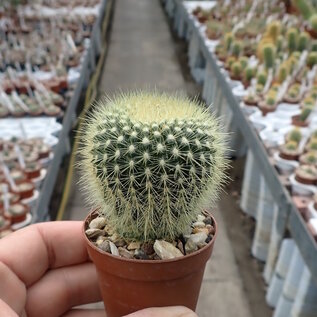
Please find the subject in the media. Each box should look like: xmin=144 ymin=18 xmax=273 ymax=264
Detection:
xmin=79 ymin=92 xmax=227 ymax=241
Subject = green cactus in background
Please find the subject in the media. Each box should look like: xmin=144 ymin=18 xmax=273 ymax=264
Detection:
xmin=231 ymin=62 xmax=242 ymax=78
xmin=298 ymin=32 xmax=310 ymax=51
xmin=262 ymin=43 xmax=276 ymax=69
xmin=244 ymin=67 xmax=254 ymax=82
xmin=265 ymin=95 xmax=276 ymax=106
xmin=306 ymin=152 xmax=317 ymax=164
xmin=239 ymin=56 xmax=248 ymax=70
xmin=276 ymin=35 xmax=284 ymax=52
xmin=224 ymin=32 xmax=234 ymax=51
xmin=288 ymin=128 xmax=302 ymax=143
xmin=287 ymin=28 xmax=298 ymax=53
xmin=307 ymin=51 xmax=317 ymax=67
xmin=277 ymin=65 xmax=289 ymax=83
xmin=299 ymin=107 xmax=312 ymax=121
xmin=79 ymin=92 xmax=228 ymax=241
xmin=257 ymin=71 xmax=267 ymax=86
xmin=292 ymin=0 xmax=314 ymax=19
xmin=285 ymin=141 xmax=298 ymax=151
xmin=267 ymin=21 xmax=281 ymax=43
xmin=310 ymin=14 xmax=317 ymax=32
xmin=231 ymin=41 xmax=242 ymax=58
xmin=312 ymin=40 xmax=317 ymax=51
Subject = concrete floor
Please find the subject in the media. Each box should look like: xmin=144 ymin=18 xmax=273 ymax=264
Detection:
xmin=65 ymin=0 xmax=271 ymax=316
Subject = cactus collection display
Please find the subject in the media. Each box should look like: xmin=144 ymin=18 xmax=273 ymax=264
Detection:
xmin=80 ymin=92 xmax=227 ymax=241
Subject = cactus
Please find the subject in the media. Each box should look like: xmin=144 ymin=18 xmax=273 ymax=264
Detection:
xmin=309 ymin=14 xmax=317 ymax=32
xmin=256 ymin=84 xmax=264 ymax=94
xmin=79 ymin=92 xmax=228 ymax=241
xmin=224 ymin=32 xmax=234 ymax=51
xmin=262 ymin=43 xmax=276 ymax=69
xmin=309 ymin=140 xmax=317 ymax=150
xmin=231 ymin=62 xmax=242 ymax=78
xmin=265 ymin=95 xmax=276 ymax=106
xmin=257 ymin=71 xmax=267 ymax=86
xmin=299 ymin=107 xmax=312 ymax=121
xmin=306 ymin=152 xmax=317 ymax=164
xmin=285 ymin=141 xmax=298 ymax=151
xmin=267 ymin=21 xmax=281 ymax=43
xmin=312 ymin=40 xmax=317 ymax=51
xmin=298 ymin=32 xmax=310 ymax=51
xmin=239 ymin=56 xmax=248 ymax=69
xmin=287 ymin=28 xmax=298 ymax=53
xmin=288 ymin=128 xmax=302 ymax=143
xmin=307 ymin=51 xmax=317 ymax=68
xmin=226 ymin=56 xmax=236 ymax=69
xmin=277 ymin=65 xmax=288 ymax=83
xmin=276 ymin=35 xmax=284 ymax=52
xmin=292 ymin=0 xmax=314 ymax=19
xmin=231 ymin=41 xmax=242 ymax=58
xmin=244 ymin=67 xmax=254 ymax=82
xmin=302 ymin=97 xmax=314 ymax=107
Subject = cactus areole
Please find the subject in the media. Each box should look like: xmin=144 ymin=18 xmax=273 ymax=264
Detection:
xmin=80 ymin=92 xmax=227 ymax=242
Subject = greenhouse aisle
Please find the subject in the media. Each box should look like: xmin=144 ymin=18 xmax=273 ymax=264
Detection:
xmin=65 ymin=0 xmax=254 ymax=316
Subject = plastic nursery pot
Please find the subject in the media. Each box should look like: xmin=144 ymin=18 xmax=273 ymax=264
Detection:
xmin=83 ymin=211 xmax=218 ymax=317
xmin=3 ymin=203 xmax=29 ymax=224
xmin=292 ymin=115 xmax=309 ymax=127
xmin=12 ymin=181 xmax=35 ymax=199
xmin=258 ymin=102 xmax=277 ymax=116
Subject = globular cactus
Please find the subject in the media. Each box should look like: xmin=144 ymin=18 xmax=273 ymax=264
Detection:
xmin=288 ymin=128 xmax=302 ymax=143
xmin=262 ymin=43 xmax=276 ymax=69
xmin=293 ymin=0 xmax=313 ymax=19
xmin=277 ymin=64 xmax=288 ymax=83
xmin=231 ymin=61 xmax=242 ymax=78
xmin=311 ymin=40 xmax=317 ymax=51
xmin=239 ymin=56 xmax=249 ymax=70
xmin=79 ymin=92 xmax=228 ymax=241
xmin=224 ymin=32 xmax=234 ymax=51
xmin=298 ymin=32 xmax=310 ymax=51
xmin=309 ymin=14 xmax=317 ymax=32
xmin=265 ymin=95 xmax=276 ymax=106
xmin=285 ymin=141 xmax=298 ymax=151
xmin=257 ymin=71 xmax=267 ymax=86
xmin=300 ymin=107 xmax=312 ymax=121
xmin=287 ymin=28 xmax=298 ymax=53
xmin=244 ymin=67 xmax=254 ymax=82
xmin=267 ymin=21 xmax=281 ymax=43
xmin=306 ymin=51 xmax=317 ymax=68
xmin=231 ymin=41 xmax=242 ymax=58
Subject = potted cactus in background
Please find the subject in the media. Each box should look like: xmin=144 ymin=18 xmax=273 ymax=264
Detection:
xmin=230 ymin=61 xmax=242 ymax=80
xmin=307 ymin=13 xmax=317 ymax=38
xmin=287 ymin=28 xmax=299 ymax=52
xmin=292 ymin=106 xmax=313 ymax=127
xmin=262 ymin=43 xmax=276 ymax=70
xmin=298 ymin=31 xmax=310 ymax=51
xmin=79 ymin=91 xmax=227 ymax=317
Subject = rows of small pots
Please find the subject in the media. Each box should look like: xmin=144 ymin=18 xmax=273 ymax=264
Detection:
xmin=0 ymin=0 xmax=101 ymax=118
xmin=189 ymin=1 xmax=317 ymax=240
xmin=0 ymin=137 xmax=52 ymax=238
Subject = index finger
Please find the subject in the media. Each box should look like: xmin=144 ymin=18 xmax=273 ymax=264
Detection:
xmin=0 ymin=221 xmax=88 ymax=286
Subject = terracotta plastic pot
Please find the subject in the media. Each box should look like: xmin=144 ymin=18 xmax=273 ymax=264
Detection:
xmin=83 ymin=211 xmax=217 ymax=317
xmin=292 ymin=115 xmax=309 ymax=127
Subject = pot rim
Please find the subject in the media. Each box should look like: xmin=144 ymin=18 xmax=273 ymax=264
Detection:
xmin=83 ymin=210 xmax=218 ymax=264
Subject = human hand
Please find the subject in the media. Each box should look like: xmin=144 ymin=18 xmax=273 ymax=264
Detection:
xmin=0 ymin=221 xmax=197 ymax=317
